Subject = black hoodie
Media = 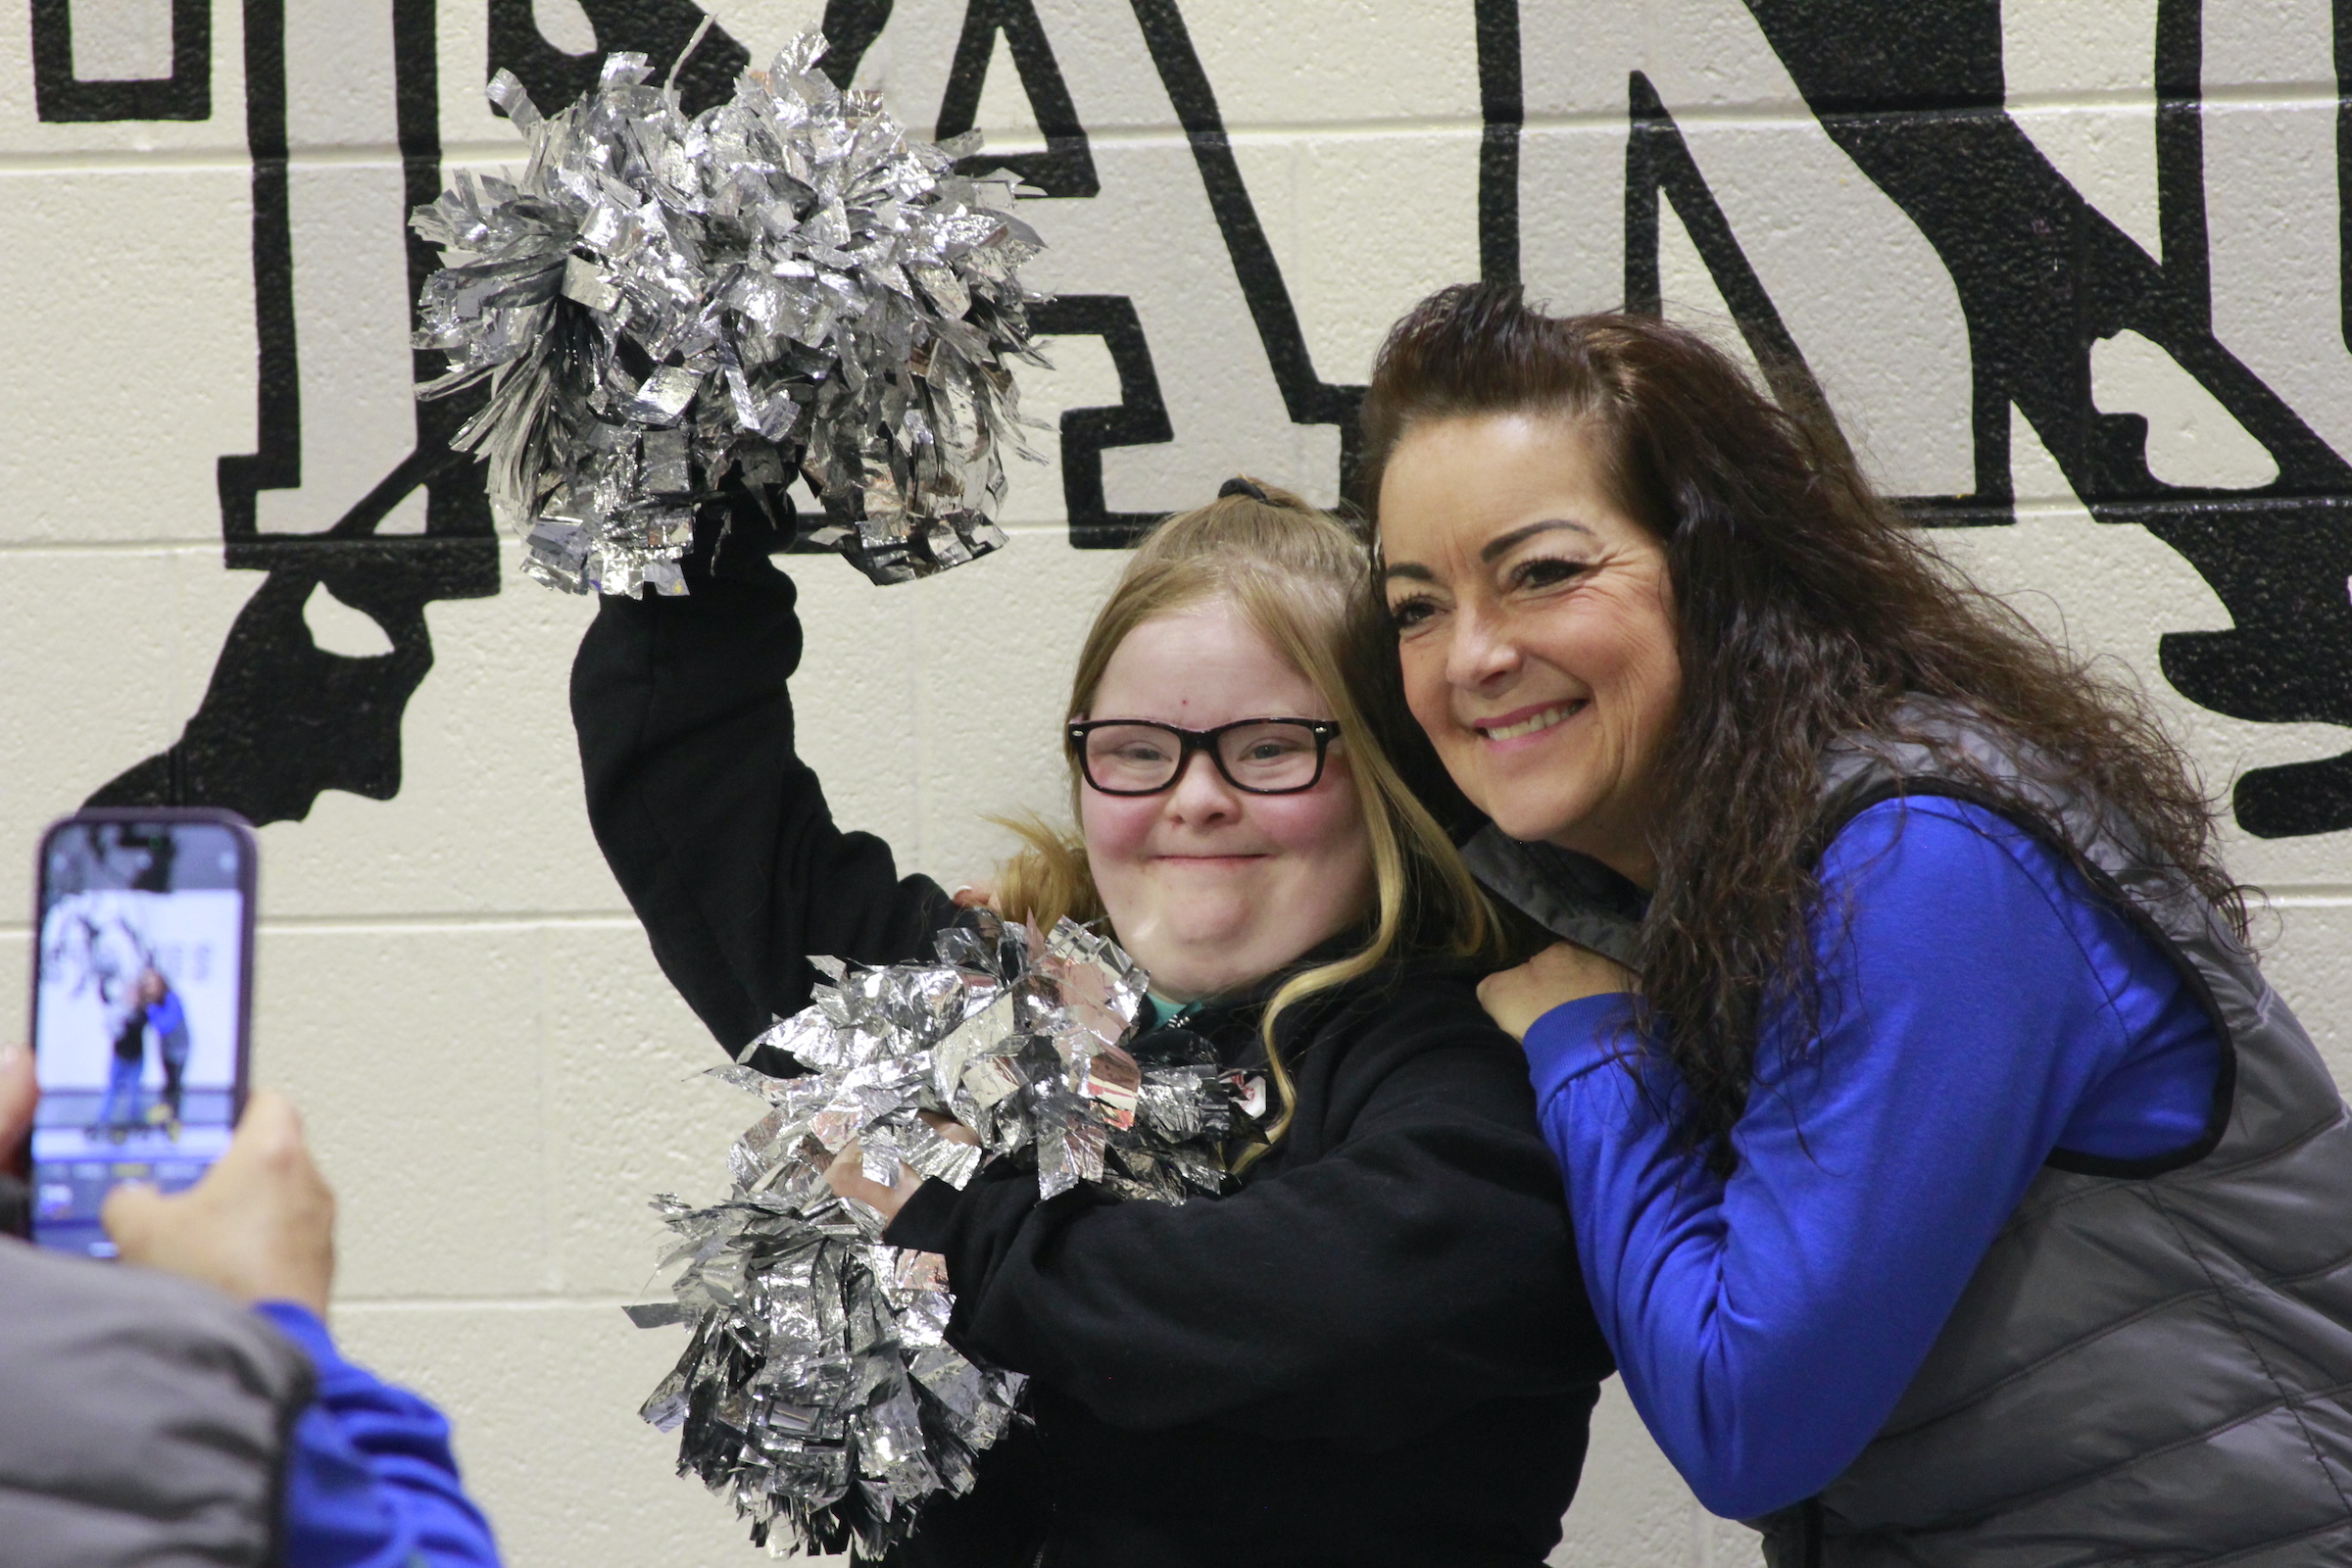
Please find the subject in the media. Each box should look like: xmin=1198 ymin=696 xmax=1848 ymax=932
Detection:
xmin=569 ymin=536 xmax=1613 ymax=1567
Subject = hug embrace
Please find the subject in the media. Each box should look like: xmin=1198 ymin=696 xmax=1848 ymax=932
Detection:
xmin=573 ymin=284 xmax=2352 ymax=1567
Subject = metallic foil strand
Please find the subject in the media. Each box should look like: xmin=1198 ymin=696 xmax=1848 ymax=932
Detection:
xmin=627 ymin=911 xmax=1237 ymax=1557
xmin=413 ymin=32 xmax=1045 ymax=595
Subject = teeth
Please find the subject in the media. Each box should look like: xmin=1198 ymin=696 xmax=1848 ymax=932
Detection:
xmin=1482 ymin=705 xmax=1575 ymax=741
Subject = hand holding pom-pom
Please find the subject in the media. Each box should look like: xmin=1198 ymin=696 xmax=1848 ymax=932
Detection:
xmin=825 ymin=1112 xmax=979 ymax=1222
xmin=412 ymin=32 xmax=1048 ymax=597
xmin=627 ymin=911 xmax=1242 ymax=1558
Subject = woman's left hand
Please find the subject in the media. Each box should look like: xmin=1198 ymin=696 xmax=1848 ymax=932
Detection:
xmin=1478 ymin=942 xmax=1639 ymax=1041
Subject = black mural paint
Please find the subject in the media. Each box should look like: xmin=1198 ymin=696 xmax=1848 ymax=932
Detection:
xmin=218 ymin=0 xmax=298 ymax=528
xmin=65 ymin=0 xmax=2352 ymax=839
xmin=30 ymin=0 xmax=210 ymax=122
xmin=1734 ymin=0 xmax=2352 ymax=836
xmin=2340 ymin=0 xmax=2352 ymax=366
xmin=812 ymin=0 xmax=1351 ymax=537
xmin=807 ymin=0 xmax=1170 ymax=541
xmin=934 ymin=0 xmax=1100 ymax=197
xmin=89 ymin=575 xmax=442 ymax=824
xmin=816 ymin=0 xmax=895 ymax=88
xmin=90 ymin=0 xmax=501 ymax=825
xmin=1475 ymin=0 xmax=1520 ymax=287
xmin=922 ymin=2 xmax=1170 ymax=543
xmin=1126 ymin=0 xmax=1367 ymax=506
xmin=488 ymin=0 xmax=749 ymax=118
xmin=1622 ymin=72 xmax=1859 ymax=476
xmin=1030 ymin=296 xmax=1177 ymax=547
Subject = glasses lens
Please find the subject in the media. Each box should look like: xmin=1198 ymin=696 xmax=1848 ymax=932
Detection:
xmin=1083 ymin=723 xmax=1183 ymax=792
xmin=1217 ymin=722 xmax=1324 ymax=791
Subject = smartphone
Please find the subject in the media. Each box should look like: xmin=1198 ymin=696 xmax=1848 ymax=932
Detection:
xmin=19 ymin=808 xmax=257 ymax=1256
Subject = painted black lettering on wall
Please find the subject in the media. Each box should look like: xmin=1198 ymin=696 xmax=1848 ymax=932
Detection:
xmin=1693 ymin=0 xmax=2350 ymax=836
xmin=934 ymin=0 xmax=1098 ymax=196
xmin=1621 ymin=72 xmax=1859 ymax=484
xmin=488 ymin=0 xmax=748 ymax=117
xmin=30 ymin=0 xmax=209 ymax=121
xmin=80 ymin=0 xmax=497 ymax=824
xmin=53 ymin=0 xmax=2352 ymax=839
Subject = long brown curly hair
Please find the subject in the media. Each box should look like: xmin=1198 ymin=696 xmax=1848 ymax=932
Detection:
xmin=1359 ymin=282 xmax=2244 ymax=1168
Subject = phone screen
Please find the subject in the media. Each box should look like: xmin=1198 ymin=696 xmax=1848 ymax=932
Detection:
xmin=28 ymin=812 xmax=255 ymax=1257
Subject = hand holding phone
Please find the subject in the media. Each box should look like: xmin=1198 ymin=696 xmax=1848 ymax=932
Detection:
xmin=21 ymin=810 xmax=256 ymax=1255
xmin=0 ymin=1046 xmax=32 ymax=1234
xmin=104 ymin=1092 xmax=335 ymax=1314
xmin=1 ymin=1046 xmax=30 ymax=1143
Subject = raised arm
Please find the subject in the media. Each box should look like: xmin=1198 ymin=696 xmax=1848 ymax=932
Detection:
xmin=570 ymin=511 xmax=954 ymax=1057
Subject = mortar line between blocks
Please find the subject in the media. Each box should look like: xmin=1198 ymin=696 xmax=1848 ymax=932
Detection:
xmin=330 ymin=1294 xmax=657 ymax=1312
xmin=1 ymin=80 xmax=2343 ymax=176
xmin=535 ymin=916 xmax=561 ymax=1297
xmin=0 ymin=872 xmax=2344 ymax=942
xmin=2 ymin=888 xmax=2349 ymax=944
xmin=253 ymin=912 xmax=647 ymax=933
xmin=0 ymin=523 xmax=1073 ymax=558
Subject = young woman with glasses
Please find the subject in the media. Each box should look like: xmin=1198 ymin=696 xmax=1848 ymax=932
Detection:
xmin=568 ymin=479 xmax=1612 ymax=1567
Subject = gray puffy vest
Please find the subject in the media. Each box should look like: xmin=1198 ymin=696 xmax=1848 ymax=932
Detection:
xmin=0 ymin=1242 xmax=316 ymax=1567
xmin=1465 ymin=707 xmax=2352 ymax=1566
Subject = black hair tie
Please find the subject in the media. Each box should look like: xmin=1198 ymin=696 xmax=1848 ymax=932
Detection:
xmin=1218 ymin=476 xmax=1270 ymax=503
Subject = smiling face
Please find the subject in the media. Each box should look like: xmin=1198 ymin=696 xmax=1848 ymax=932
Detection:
xmin=1078 ymin=597 xmax=1377 ymax=1002
xmin=1377 ymin=412 xmax=1683 ymax=885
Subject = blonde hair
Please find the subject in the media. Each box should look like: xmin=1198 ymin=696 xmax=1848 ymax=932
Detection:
xmin=992 ymin=482 xmax=1495 ymax=1169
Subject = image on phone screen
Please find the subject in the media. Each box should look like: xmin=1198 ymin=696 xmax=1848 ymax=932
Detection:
xmin=31 ymin=816 xmax=252 ymax=1257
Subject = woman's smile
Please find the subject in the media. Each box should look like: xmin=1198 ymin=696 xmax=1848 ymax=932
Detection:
xmin=1471 ymin=699 xmax=1588 ymax=747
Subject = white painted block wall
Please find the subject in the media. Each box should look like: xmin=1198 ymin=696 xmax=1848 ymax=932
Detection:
xmin=3 ymin=2 xmax=2348 ymax=1564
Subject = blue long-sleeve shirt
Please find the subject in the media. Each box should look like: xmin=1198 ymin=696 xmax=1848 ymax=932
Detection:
xmin=253 ymin=1302 xmax=502 ymax=1568
xmin=145 ymin=990 xmax=185 ymax=1040
xmin=1522 ymin=796 xmax=2221 ymax=1520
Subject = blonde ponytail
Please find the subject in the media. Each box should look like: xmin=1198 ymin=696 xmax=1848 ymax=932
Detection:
xmin=985 ymin=811 xmax=1103 ymax=932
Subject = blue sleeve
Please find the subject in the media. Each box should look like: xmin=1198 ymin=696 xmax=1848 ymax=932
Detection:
xmin=1522 ymin=798 xmax=2195 ymax=1519
xmin=254 ymin=1302 xmax=502 ymax=1568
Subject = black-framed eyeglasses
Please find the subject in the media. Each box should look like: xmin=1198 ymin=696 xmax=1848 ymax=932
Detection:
xmin=1065 ymin=717 xmax=1344 ymax=796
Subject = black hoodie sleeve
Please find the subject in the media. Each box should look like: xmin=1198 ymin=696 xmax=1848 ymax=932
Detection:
xmin=885 ymin=981 xmax=1613 ymax=1445
xmin=569 ymin=535 xmax=953 ymax=1057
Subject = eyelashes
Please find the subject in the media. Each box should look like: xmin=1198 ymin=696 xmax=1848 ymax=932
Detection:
xmin=1385 ymin=556 xmax=1595 ymax=627
xmin=1386 ymin=594 xmax=1437 ymax=630
xmin=1511 ymin=555 xmax=1592 ymax=590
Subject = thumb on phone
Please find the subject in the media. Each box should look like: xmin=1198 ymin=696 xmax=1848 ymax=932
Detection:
xmin=0 ymin=1046 xmax=34 ymax=1152
xmin=104 ymin=1091 xmax=336 ymax=1316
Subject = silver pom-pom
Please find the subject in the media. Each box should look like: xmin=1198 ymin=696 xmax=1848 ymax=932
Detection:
xmin=411 ymin=32 xmax=1046 ymax=595
xmin=628 ymin=911 xmax=1238 ymax=1558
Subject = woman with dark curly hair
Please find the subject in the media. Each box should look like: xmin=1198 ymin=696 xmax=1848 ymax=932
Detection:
xmin=1361 ymin=282 xmax=2352 ymax=1566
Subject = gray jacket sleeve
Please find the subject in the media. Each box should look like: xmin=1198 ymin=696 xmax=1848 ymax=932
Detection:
xmin=0 ymin=1242 xmax=317 ymax=1568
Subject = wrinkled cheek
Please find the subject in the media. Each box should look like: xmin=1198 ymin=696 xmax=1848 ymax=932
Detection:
xmin=1597 ymin=680 xmax=1659 ymax=768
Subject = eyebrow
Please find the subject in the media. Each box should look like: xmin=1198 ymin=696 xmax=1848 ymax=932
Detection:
xmin=1380 ymin=517 xmax=1597 ymax=583
xmin=1479 ymin=518 xmax=1595 ymax=563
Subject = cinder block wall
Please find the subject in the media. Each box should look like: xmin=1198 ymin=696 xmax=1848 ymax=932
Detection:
xmin=5 ymin=3 xmax=2349 ymax=1564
